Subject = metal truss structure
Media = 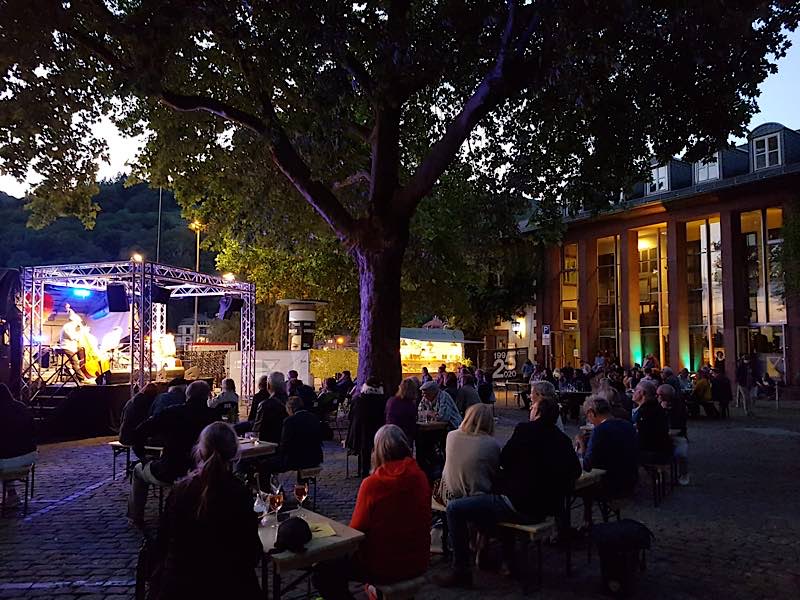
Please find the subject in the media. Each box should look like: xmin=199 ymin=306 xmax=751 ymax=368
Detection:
xmin=20 ymin=260 xmax=256 ymax=400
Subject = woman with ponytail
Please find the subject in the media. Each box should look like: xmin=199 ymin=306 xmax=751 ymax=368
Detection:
xmin=148 ymin=422 xmax=262 ymax=599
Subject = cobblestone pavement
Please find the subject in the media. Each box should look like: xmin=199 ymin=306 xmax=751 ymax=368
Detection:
xmin=2 ymin=400 xmax=800 ymax=599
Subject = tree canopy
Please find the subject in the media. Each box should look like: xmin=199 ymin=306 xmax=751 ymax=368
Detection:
xmin=1 ymin=0 xmax=797 ymax=390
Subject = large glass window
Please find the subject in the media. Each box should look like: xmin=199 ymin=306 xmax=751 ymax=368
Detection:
xmin=597 ymin=236 xmax=620 ymax=361
xmin=766 ymin=208 xmax=785 ymax=323
xmin=753 ymin=134 xmax=781 ymax=170
xmin=686 ymin=217 xmax=724 ymax=371
xmin=741 ymin=209 xmax=785 ymax=324
xmin=638 ymin=226 xmax=669 ymax=366
xmin=559 ymin=244 xmax=579 ymax=368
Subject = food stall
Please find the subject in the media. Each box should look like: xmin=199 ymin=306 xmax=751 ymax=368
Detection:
xmin=400 ymin=327 xmax=474 ymax=378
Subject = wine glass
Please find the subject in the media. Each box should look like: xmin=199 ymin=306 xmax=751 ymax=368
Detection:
xmin=294 ymin=482 xmax=309 ymax=517
xmin=268 ymin=489 xmax=284 ymax=528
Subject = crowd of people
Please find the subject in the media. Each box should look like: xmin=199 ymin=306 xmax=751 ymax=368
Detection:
xmin=2 ymin=349 xmax=780 ymax=599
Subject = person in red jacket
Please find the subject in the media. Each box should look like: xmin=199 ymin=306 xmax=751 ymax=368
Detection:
xmin=313 ymin=424 xmax=431 ymax=599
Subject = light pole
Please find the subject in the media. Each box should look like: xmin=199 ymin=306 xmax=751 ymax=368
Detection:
xmin=189 ymin=220 xmax=203 ymax=345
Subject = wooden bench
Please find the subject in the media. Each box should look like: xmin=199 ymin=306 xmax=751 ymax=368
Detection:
xmin=373 ymin=575 xmax=427 ymax=599
xmin=1 ymin=463 xmax=35 ymax=516
xmin=497 ymin=518 xmax=557 ymax=593
xmin=297 ymin=466 xmax=322 ymax=511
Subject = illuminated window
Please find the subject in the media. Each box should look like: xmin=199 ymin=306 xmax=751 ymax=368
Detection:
xmin=686 ymin=217 xmax=724 ymax=371
xmin=597 ymin=236 xmax=620 ymax=360
xmin=638 ymin=226 xmax=669 ymax=365
xmin=559 ymin=244 xmax=579 ymax=368
xmin=753 ymin=134 xmax=781 ymax=170
xmin=647 ymin=165 xmax=668 ymax=195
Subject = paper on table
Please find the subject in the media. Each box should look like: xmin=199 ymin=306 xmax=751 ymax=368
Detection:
xmin=309 ymin=522 xmax=336 ymax=539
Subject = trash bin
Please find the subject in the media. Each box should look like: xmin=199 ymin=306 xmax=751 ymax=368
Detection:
xmin=591 ymin=519 xmax=654 ymax=597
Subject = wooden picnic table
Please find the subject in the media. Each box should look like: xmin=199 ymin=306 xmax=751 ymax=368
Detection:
xmin=259 ymin=509 xmax=364 ymax=599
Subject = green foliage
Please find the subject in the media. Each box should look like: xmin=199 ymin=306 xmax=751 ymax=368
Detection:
xmin=781 ymin=200 xmax=800 ymax=295
xmin=1 ymin=0 xmax=797 ymax=375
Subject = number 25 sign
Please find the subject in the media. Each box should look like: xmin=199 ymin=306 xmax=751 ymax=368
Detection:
xmin=482 ymin=348 xmax=528 ymax=380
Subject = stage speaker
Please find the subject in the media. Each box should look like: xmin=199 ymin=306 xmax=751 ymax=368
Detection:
xmin=150 ymin=285 xmax=172 ymax=305
xmin=106 ymin=284 xmax=129 ymax=312
xmin=217 ymin=296 xmax=244 ymax=320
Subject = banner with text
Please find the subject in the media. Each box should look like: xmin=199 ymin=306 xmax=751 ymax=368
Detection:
xmin=480 ymin=348 xmax=529 ymax=380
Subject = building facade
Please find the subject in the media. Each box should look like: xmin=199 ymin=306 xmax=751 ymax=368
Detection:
xmin=534 ymin=122 xmax=800 ymax=388
xmin=176 ymin=313 xmax=211 ymax=348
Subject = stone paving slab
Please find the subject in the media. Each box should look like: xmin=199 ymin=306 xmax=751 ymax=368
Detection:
xmin=2 ymin=402 xmax=800 ymax=599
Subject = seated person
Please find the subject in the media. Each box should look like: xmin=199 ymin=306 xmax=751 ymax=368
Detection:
xmin=148 ymin=422 xmax=262 ymax=599
xmin=440 ymin=404 xmax=500 ymax=503
xmin=119 ymin=383 xmax=159 ymax=452
xmin=336 ymin=370 xmax=355 ymax=396
xmin=315 ymin=377 xmax=341 ymax=418
xmin=690 ymin=369 xmax=719 ymax=418
xmin=438 ymin=394 xmax=580 ymax=587
xmin=0 ymin=383 xmax=37 ymax=507
xmin=127 ymin=380 xmax=213 ymax=527
xmin=235 ymin=374 xmax=269 ymax=435
xmin=442 ymin=372 xmax=459 ymax=405
xmin=208 ymin=377 xmax=239 ymax=422
xmin=385 ymin=378 xmax=419 ymax=444
xmin=454 ymin=374 xmax=481 ymax=415
xmin=288 ymin=377 xmax=317 ymax=412
xmin=313 ymin=425 xmax=430 ymax=598
xmin=253 ymin=372 xmax=289 ymax=444
xmin=148 ymin=377 xmax=189 ymax=417
xmin=261 ymin=396 xmax=323 ymax=480
xmin=576 ymin=395 xmax=639 ymax=524
xmin=632 ymin=380 xmax=673 ymax=465
xmin=658 ymin=384 xmax=690 ymax=485
xmin=531 ymin=380 xmax=566 ymax=432
xmin=419 ymin=380 xmax=462 ymax=430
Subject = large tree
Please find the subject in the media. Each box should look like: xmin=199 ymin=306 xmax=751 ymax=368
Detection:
xmin=1 ymin=1 xmax=797 ymax=392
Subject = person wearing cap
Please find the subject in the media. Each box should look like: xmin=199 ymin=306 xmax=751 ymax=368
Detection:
xmin=419 ymin=380 xmax=462 ymax=430
xmin=148 ymin=377 xmax=190 ymax=417
xmin=575 ymin=395 xmax=638 ymax=525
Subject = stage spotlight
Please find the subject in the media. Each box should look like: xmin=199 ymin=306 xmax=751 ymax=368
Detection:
xmin=131 ymin=253 xmax=143 ymax=262
xmin=223 ymin=273 xmax=236 ymax=282
xmin=72 ymin=288 xmax=91 ymax=298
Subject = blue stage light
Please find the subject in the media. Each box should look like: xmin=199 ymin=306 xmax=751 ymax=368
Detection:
xmin=72 ymin=289 xmax=91 ymax=298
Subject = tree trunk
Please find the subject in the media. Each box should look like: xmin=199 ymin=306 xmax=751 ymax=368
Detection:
xmin=353 ymin=228 xmax=408 ymax=397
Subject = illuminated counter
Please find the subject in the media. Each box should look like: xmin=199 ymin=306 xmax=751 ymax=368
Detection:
xmin=400 ymin=327 xmax=477 ymax=377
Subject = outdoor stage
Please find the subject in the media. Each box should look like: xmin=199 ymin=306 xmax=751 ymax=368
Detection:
xmin=12 ymin=259 xmax=256 ymax=441
xmin=33 ymin=383 xmax=132 ymax=441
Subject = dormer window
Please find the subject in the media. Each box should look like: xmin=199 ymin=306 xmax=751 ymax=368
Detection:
xmin=696 ymin=155 xmax=720 ymax=182
xmin=753 ymin=133 xmax=781 ymax=170
xmin=647 ymin=165 xmax=668 ymax=195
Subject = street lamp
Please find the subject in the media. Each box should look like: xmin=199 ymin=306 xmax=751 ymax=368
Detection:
xmin=188 ymin=221 xmax=204 ymax=344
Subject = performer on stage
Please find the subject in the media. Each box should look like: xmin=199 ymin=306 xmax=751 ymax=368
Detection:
xmin=59 ymin=305 xmax=88 ymax=383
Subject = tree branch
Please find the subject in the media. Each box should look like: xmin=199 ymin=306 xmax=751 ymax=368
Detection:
xmin=157 ymin=90 xmax=268 ymax=136
xmin=394 ymin=2 xmax=528 ymax=217
xmin=333 ymin=171 xmax=371 ymax=190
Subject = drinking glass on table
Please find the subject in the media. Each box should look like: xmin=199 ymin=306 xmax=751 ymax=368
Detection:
xmin=268 ymin=489 xmax=284 ymax=527
xmin=294 ymin=482 xmax=309 ymax=518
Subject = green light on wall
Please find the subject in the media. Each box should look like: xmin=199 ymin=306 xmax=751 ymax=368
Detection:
xmin=631 ymin=345 xmax=643 ymax=367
